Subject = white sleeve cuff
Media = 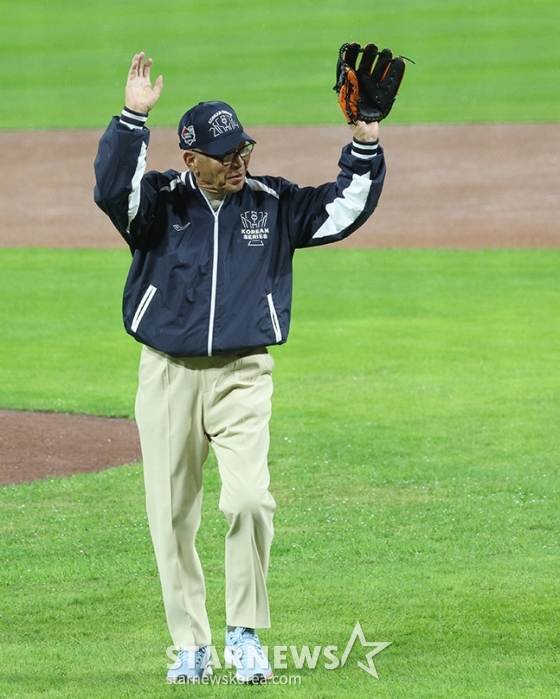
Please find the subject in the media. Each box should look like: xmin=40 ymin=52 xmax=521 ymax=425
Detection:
xmin=119 ymin=107 xmax=149 ymax=130
xmin=351 ymin=138 xmax=379 ymax=160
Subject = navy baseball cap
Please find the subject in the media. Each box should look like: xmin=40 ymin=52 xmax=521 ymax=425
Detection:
xmin=178 ymin=101 xmax=255 ymax=154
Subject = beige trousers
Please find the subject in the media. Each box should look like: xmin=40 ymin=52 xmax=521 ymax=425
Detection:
xmin=135 ymin=345 xmax=276 ymax=648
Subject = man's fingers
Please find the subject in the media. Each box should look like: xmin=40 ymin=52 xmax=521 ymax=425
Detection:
xmin=128 ymin=53 xmax=139 ymax=79
xmin=128 ymin=53 xmax=141 ymax=80
xmin=143 ymin=57 xmax=153 ymax=78
xmin=129 ymin=52 xmax=147 ymax=77
xmin=125 ymin=52 xmax=162 ymax=112
xmin=153 ymin=75 xmax=164 ymax=98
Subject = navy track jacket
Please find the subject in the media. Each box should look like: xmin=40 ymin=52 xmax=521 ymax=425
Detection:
xmin=94 ymin=113 xmax=386 ymax=358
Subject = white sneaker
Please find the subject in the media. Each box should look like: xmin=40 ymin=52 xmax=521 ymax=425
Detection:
xmin=166 ymin=646 xmax=212 ymax=683
xmin=224 ymin=627 xmax=273 ymax=683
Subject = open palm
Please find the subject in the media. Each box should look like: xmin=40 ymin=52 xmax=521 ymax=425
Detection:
xmin=125 ymin=52 xmax=163 ymax=114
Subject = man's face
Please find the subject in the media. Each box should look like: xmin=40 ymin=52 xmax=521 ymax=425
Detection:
xmin=183 ymin=142 xmax=253 ymax=197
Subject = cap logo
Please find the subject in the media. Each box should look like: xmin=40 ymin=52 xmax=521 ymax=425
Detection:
xmin=208 ymin=110 xmax=240 ymax=137
xmin=178 ymin=102 xmax=250 ymax=152
xmin=181 ymin=125 xmax=196 ymax=146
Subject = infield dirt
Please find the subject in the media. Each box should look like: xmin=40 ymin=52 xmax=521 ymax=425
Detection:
xmin=1 ymin=123 xmax=558 ymax=484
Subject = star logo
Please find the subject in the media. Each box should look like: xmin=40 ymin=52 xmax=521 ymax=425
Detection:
xmin=340 ymin=622 xmax=392 ymax=679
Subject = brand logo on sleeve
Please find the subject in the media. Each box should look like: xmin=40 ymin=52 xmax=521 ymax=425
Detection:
xmin=240 ymin=211 xmax=269 ymax=246
xmin=173 ymin=222 xmax=191 ymax=231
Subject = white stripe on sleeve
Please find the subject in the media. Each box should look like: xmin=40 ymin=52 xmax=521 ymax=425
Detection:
xmin=351 ymin=139 xmax=379 ymax=159
xmin=127 ymin=142 xmax=148 ymax=232
xmin=311 ymin=173 xmax=372 ymax=240
xmin=120 ymin=107 xmax=149 ymax=129
xmin=246 ymin=178 xmax=280 ymax=199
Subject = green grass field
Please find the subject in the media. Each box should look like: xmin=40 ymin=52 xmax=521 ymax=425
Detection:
xmin=1 ymin=0 xmax=559 ymax=695
xmin=2 ymin=0 xmax=560 ymax=128
xmin=1 ymin=248 xmax=559 ymax=698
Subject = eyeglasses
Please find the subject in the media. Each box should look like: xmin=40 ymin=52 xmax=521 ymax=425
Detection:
xmin=194 ymin=142 xmax=255 ymax=166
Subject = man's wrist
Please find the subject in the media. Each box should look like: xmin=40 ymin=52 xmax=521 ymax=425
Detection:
xmin=120 ymin=106 xmax=149 ymax=130
xmin=349 ymin=120 xmax=379 ymax=142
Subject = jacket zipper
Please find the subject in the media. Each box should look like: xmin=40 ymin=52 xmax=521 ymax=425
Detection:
xmin=205 ymin=199 xmax=224 ymax=356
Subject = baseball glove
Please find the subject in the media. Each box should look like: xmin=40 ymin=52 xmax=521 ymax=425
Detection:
xmin=334 ymin=42 xmax=407 ymax=123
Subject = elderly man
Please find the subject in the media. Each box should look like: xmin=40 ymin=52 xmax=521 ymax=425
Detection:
xmin=94 ymin=52 xmax=384 ymax=684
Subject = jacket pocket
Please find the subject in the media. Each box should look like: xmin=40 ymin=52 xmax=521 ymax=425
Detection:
xmin=131 ymin=284 xmax=157 ymax=332
xmin=267 ymin=293 xmax=282 ymax=343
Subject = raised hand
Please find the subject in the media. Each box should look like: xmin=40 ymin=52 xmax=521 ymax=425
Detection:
xmin=125 ymin=52 xmax=163 ymax=114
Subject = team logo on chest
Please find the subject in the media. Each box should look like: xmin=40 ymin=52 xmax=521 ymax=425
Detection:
xmin=240 ymin=211 xmax=269 ymax=246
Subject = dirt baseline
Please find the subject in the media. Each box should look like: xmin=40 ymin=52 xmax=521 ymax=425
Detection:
xmin=1 ymin=123 xmax=559 ymax=485
xmin=1 ymin=123 xmax=559 ymax=248
xmin=0 ymin=410 xmax=141 ymax=487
